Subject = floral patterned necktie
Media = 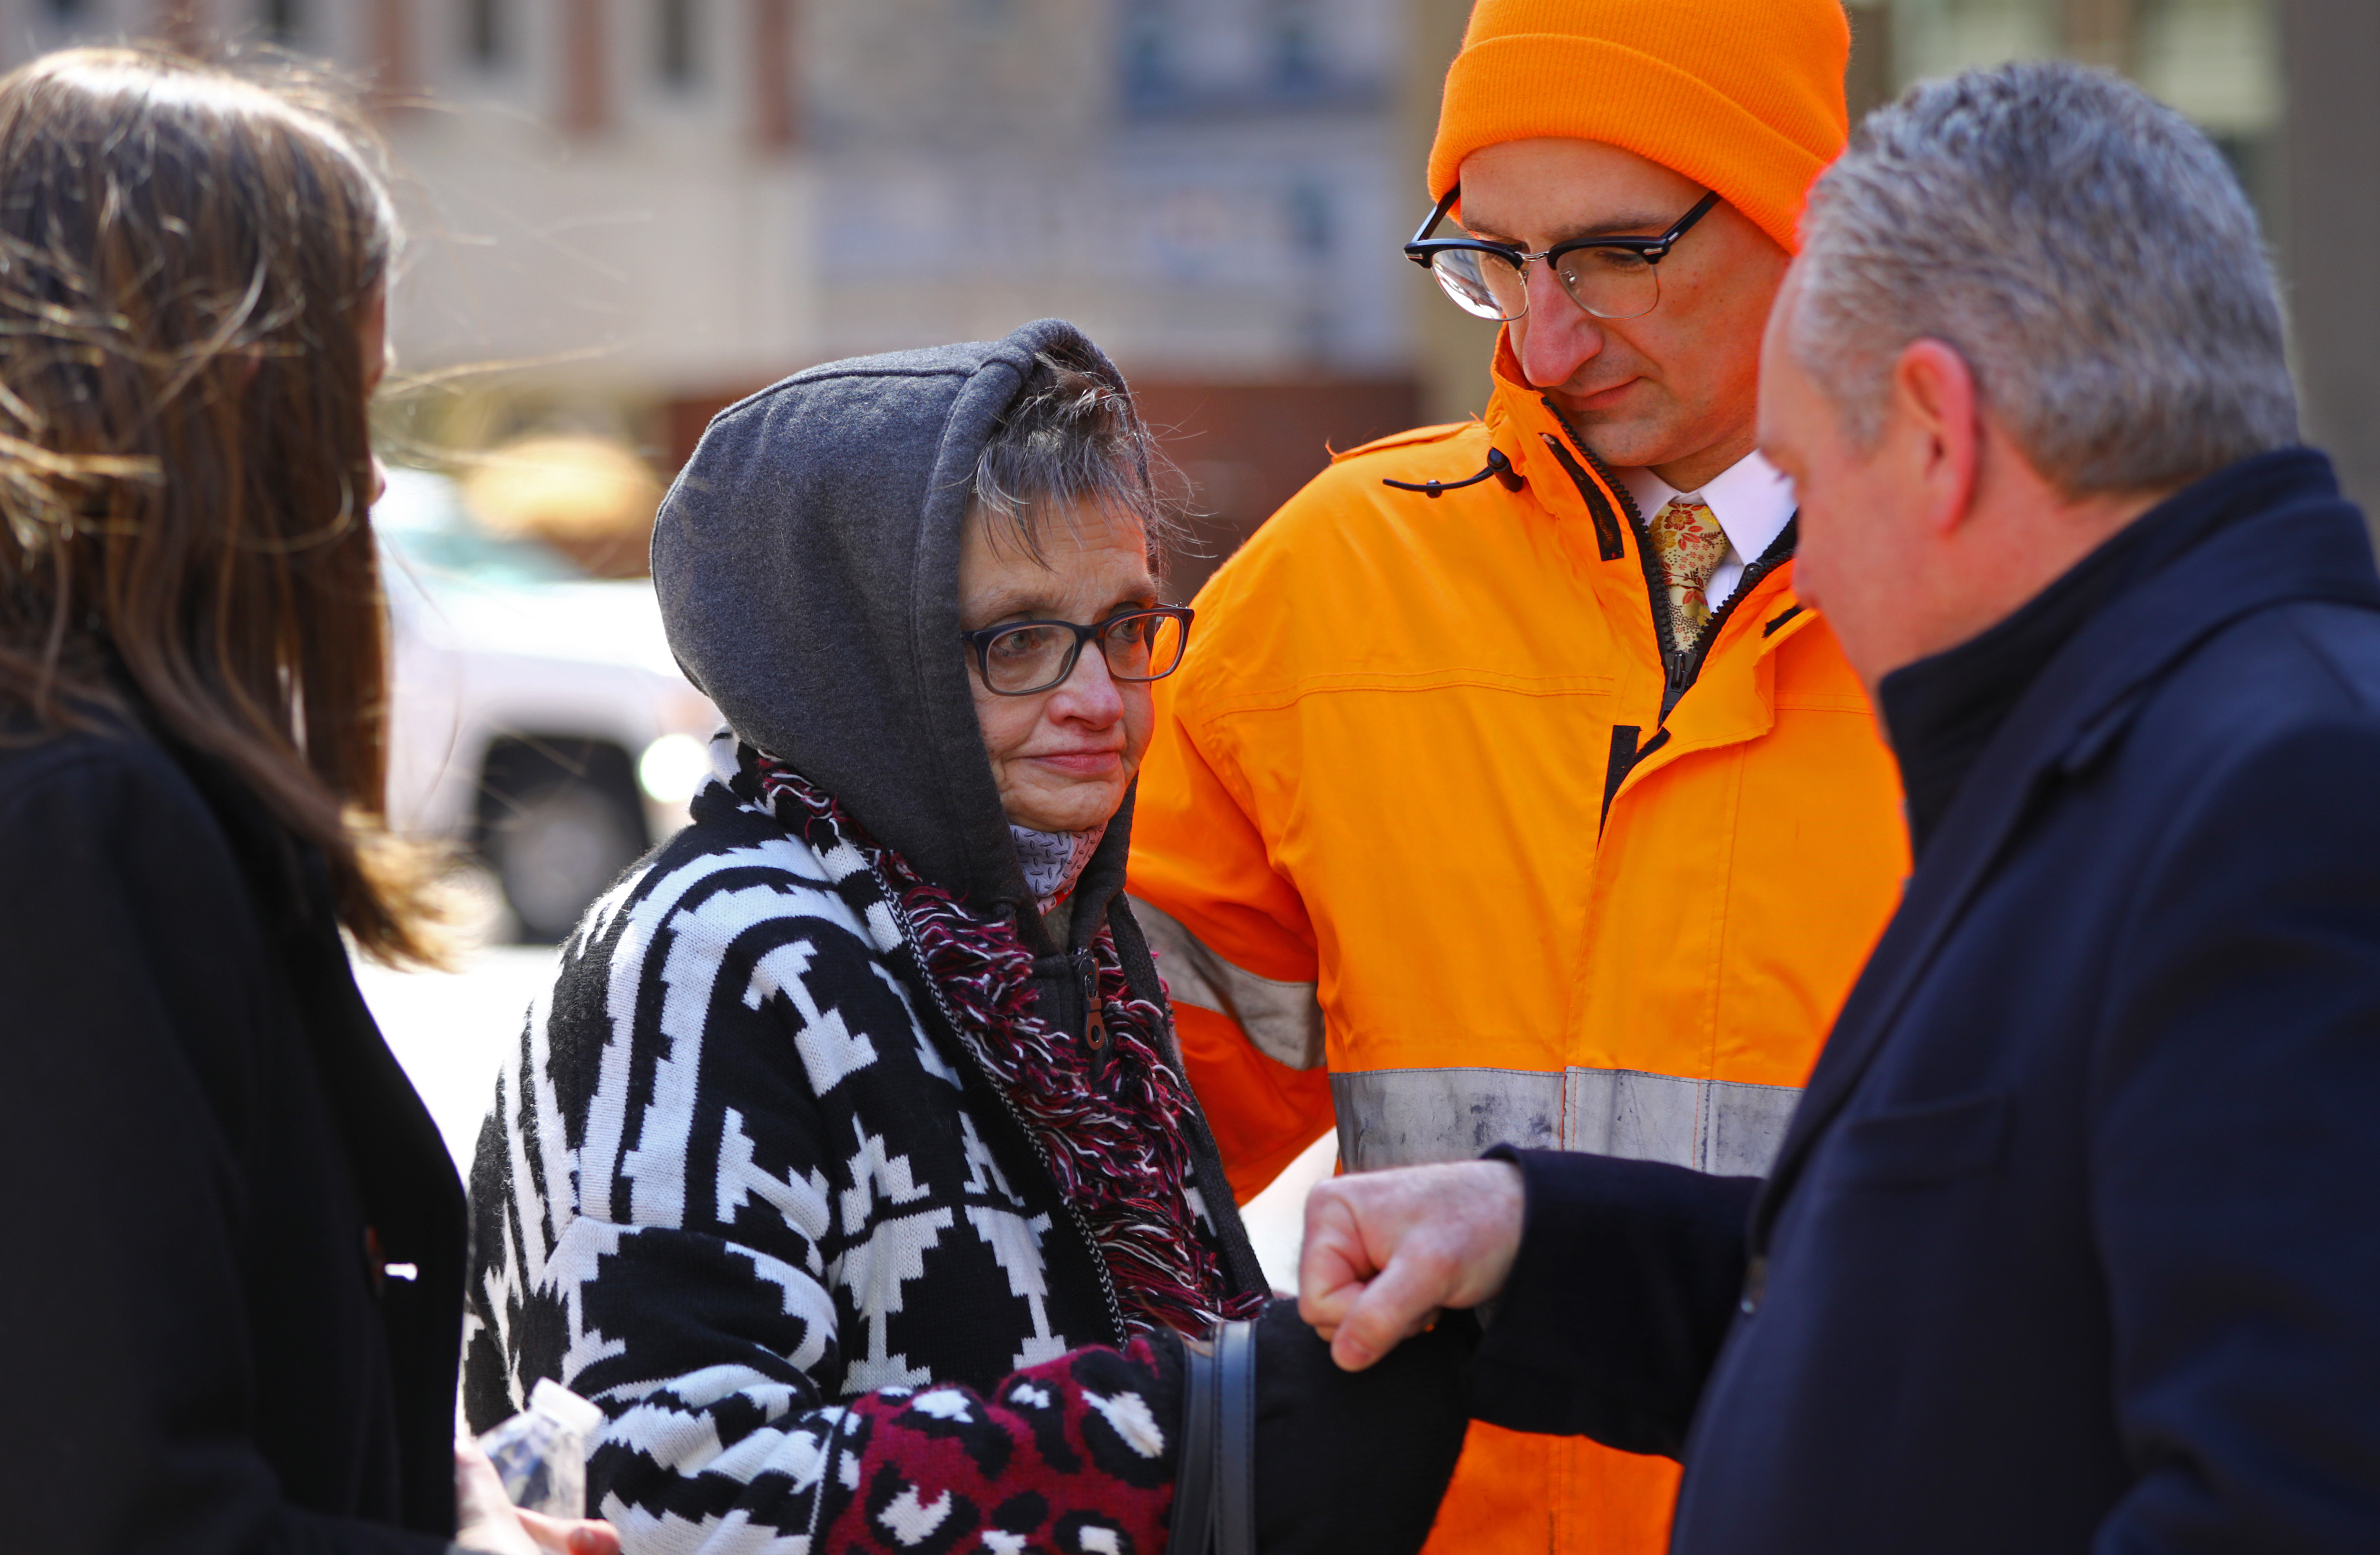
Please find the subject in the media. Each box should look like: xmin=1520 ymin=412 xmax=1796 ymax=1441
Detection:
xmin=1647 ymin=494 xmax=1728 ymax=654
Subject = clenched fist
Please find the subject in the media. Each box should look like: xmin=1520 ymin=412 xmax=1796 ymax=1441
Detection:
xmin=1297 ymin=1160 xmax=1525 ymax=1371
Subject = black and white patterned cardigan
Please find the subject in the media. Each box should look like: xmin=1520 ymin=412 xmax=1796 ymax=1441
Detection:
xmin=463 ymin=748 xmax=1260 ymax=1552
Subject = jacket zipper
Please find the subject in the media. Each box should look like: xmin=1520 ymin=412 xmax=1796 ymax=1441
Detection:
xmin=1660 ymin=540 xmax=1792 ymax=717
xmin=876 ymin=866 xmax=1131 ymax=1347
xmin=1543 ymin=398 xmax=1795 ymax=722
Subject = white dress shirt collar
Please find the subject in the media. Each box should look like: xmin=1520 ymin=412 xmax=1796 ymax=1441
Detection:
xmin=1612 ymin=449 xmax=1798 ymax=609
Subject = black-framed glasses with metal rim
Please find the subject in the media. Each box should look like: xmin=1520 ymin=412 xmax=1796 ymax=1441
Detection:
xmin=959 ymin=605 xmax=1196 ymax=696
xmin=1404 ymin=186 xmax=1723 ymax=324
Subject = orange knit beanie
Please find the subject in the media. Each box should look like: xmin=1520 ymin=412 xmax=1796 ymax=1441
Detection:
xmin=1426 ymin=0 xmax=1850 ymax=254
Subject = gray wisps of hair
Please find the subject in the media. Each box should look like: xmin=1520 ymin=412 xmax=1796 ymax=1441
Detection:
xmin=970 ymin=345 xmax=1187 ymax=573
xmin=1791 ymin=60 xmax=2297 ymax=497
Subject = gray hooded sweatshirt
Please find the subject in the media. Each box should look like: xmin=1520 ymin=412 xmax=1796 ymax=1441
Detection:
xmin=658 ymin=319 xmax=1108 ymax=930
xmin=655 ymin=312 xmax=1256 ymax=1223
xmin=653 ymin=321 xmax=1250 ymax=1063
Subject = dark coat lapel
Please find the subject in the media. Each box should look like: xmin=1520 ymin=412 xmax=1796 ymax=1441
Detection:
xmin=1753 ymin=460 xmax=2380 ymax=1246
xmin=155 ymin=731 xmax=468 ymax=1535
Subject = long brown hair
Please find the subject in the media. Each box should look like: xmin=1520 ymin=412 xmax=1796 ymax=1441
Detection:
xmin=0 ymin=47 xmax=438 ymax=963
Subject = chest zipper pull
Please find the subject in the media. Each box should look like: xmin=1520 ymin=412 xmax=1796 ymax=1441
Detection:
xmin=1073 ymin=948 xmax=1110 ymax=1068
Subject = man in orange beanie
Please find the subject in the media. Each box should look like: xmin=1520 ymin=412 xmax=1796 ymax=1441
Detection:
xmin=1126 ymin=1 xmax=1909 ymax=1550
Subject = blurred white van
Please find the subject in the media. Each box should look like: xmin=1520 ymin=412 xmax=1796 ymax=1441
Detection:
xmin=376 ymin=467 xmax=719 ymax=941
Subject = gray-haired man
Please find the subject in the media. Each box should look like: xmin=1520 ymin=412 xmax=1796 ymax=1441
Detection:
xmin=1296 ymin=60 xmax=2380 ymax=1554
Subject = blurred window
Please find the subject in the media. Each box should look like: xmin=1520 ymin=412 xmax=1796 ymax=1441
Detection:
xmin=658 ymin=0 xmax=700 ymax=86
xmin=1268 ymin=0 xmax=1321 ymax=93
xmin=384 ymin=525 xmax=583 ymax=588
xmin=1876 ymin=0 xmax=2280 ymax=222
xmin=1117 ymin=0 xmax=1383 ymax=118
xmin=1287 ymin=179 xmax=1332 ymax=256
xmin=1890 ymin=0 xmax=2061 ymax=78
xmin=375 ymin=468 xmax=584 ymax=591
xmin=1122 ymin=0 xmax=1175 ymax=106
xmin=466 ymin=0 xmax=506 ymax=67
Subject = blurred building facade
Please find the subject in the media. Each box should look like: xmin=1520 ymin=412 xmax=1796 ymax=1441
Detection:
xmin=0 ymin=0 xmax=1424 ymax=589
xmin=0 ymin=0 xmax=2369 ymax=569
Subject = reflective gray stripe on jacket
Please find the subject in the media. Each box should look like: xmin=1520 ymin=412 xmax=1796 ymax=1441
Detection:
xmin=1128 ymin=894 xmax=1326 ymax=1071
xmin=1331 ymin=1066 xmax=1800 ymax=1177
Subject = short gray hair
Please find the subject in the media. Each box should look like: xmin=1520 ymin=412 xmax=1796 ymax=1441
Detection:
xmin=970 ymin=346 xmax=1185 ymax=573
xmin=1791 ymin=60 xmax=2297 ymax=496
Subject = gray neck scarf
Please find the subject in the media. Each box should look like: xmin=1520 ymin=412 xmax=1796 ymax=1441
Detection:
xmin=1009 ymin=821 xmax=1107 ymax=914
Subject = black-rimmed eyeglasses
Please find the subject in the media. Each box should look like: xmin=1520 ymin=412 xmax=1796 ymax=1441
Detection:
xmin=960 ymin=606 xmax=1195 ymax=696
xmin=1405 ymin=186 xmax=1723 ymax=323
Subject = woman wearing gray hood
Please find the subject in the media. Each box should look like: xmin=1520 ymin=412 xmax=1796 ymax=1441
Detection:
xmin=464 ymin=321 xmax=1468 ymax=1555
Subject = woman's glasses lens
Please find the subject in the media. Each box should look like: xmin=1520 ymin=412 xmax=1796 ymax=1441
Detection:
xmin=979 ymin=611 xmax=1189 ymax=694
xmin=982 ymin=623 xmax=1074 ymax=694
xmin=1100 ymin=610 xmax=1185 ymax=680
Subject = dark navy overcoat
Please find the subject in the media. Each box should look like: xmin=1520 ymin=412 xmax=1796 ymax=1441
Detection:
xmin=1473 ymin=448 xmax=2380 ymax=1552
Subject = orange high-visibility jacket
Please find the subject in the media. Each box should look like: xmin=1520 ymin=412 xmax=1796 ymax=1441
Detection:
xmin=1127 ymin=352 xmax=1911 ymax=1555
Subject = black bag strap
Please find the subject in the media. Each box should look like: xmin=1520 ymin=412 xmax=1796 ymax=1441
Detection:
xmin=1215 ymin=1317 xmax=1258 ymax=1555
xmin=1167 ymin=1317 xmax=1261 ymax=1555
xmin=1170 ymin=1328 xmax=1219 ymax=1555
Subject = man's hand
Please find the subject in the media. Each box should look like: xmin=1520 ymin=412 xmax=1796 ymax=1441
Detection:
xmin=1298 ymin=1160 xmax=1524 ymax=1372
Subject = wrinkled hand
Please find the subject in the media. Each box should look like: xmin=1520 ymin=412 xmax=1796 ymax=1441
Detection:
xmin=454 ymin=1438 xmax=623 ymax=1555
xmin=1298 ymin=1160 xmax=1524 ymax=1372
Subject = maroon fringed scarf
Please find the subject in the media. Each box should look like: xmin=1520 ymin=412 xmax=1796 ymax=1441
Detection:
xmin=752 ymin=753 xmax=1263 ymax=1337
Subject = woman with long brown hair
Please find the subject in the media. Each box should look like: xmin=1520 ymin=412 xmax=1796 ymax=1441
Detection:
xmin=0 ymin=48 xmax=606 ymax=1553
